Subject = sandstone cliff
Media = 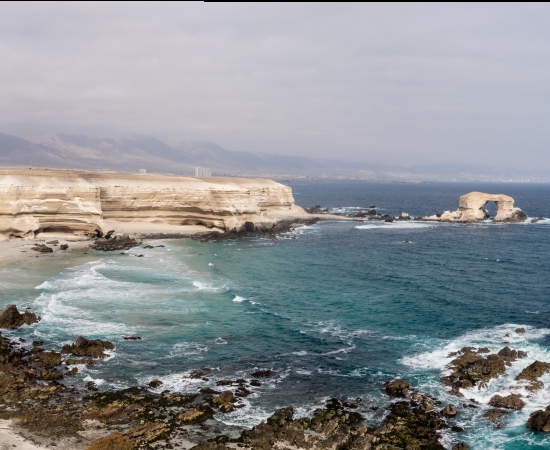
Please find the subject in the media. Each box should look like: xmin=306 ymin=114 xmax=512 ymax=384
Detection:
xmin=425 ymin=191 xmax=527 ymax=223
xmin=0 ymin=168 xmax=307 ymax=240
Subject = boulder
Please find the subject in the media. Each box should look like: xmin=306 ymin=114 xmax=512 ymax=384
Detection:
xmin=31 ymin=244 xmax=53 ymax=253
xmin=516 ymin=360 xmax=550 ymax=382
xmin=384 ymin=379 xmax=411 ymax=398
xmin=442 ymin=404 xmax=458 ymax=417
xmin=0 ymin=304 xmax=40 ymax=329
xmin=61 ymin=336 xmax=115 ymax=359
xmin=527 ymin=405 xmax=550 ymax=432
xmin=488 ymin=394 xmax=525 ymax=410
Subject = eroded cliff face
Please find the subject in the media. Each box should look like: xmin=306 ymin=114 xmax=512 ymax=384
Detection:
xmin=0 ymin=168 xmax=306 ymax=240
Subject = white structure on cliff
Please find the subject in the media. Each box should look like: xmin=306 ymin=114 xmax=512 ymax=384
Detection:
xmin=195 ymin=167 xmax=212 ymax=177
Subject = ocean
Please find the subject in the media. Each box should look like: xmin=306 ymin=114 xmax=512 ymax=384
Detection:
xmin=2 ymin=181 xmax=550 ymax=449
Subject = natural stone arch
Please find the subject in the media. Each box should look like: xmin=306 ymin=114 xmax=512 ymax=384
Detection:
xmin=431 ymin=192 xmax=527 ymax=223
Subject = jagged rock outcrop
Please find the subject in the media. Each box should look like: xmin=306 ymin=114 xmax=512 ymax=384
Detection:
xmin=0 ymin=168 xmax=307 ymax=240
xmin=425 ymin=192 xmax=527 ymax=223
xmin=0 ymin=304 xmax=40 ymax=329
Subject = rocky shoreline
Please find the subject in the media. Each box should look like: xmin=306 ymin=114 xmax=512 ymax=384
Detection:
xmin=0 ymin=304 xmax=473 ymax=450
xmin=3 ymin=304 xmax=550 ymax=449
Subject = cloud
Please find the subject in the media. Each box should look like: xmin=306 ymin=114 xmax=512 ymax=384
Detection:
xmin=0 ymin=2 xmax=549 ymax=169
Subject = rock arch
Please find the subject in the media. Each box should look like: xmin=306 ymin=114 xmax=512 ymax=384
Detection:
xmin=431 ymin=192 xmax=527 ymax=223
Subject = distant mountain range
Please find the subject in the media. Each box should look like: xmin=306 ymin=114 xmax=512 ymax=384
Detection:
xmin=0 ymin=131 xmax=546 ymax=181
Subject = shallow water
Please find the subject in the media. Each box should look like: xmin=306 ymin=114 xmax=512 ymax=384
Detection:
xmin=2 ymin=181 xmax=550 ymax=449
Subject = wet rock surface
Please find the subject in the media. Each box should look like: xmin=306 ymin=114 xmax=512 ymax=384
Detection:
xmin=441 ymin=346 xmax=527 ymax=395
xmin=0 ymin=321 xmax=467 ymax=449
xmin=196 ymin=218 xmax=319 ymax=242
xmin=488 ymin=394 xmax=526 ymax=410
xmin=527 ymin=405 xmax=550 ymax=432
xmin=0 ymin=304 xmax=40 ymax=329
xmin=61 ymin=336 xmax=115 ymax=359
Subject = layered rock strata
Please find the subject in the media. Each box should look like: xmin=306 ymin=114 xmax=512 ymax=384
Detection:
xmin=0 ymin=168 xmax=307 ymax=240
xmin=426 ymin=192 xmax=527 ymax=223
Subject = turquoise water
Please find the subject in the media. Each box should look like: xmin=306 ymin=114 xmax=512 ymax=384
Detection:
xmin=2 ymin=181 xmax=550 ymax=449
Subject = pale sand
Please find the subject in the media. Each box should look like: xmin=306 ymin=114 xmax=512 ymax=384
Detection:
xmin=0 ymin=420 xmax=44 ymax=450
xmin=0 ymin=238 xmax=93 ymax=270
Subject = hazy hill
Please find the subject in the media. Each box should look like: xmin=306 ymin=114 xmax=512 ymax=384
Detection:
xmin=0 ymin=131 xmax=547 ymax=181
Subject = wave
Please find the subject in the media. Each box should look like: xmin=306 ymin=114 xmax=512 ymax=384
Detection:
xmin=401 ymin=324 xmax=550 ymax=447
xmin=355 ymin=222 xmax=436 ymax=230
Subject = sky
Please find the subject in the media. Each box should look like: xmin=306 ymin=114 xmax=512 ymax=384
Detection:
xmin=0 ymin=2 xmax=549 ymax=169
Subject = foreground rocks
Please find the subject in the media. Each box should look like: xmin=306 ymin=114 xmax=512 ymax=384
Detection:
xmin=190 ymin=394 xmax=457 ymax=450
xmin=0 ymin=320 xmax=470 ymax=450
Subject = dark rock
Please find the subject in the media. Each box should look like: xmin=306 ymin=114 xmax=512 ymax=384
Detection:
xmin=444 ymin=347 xmax=510 ymax=394
xmin=148 ymin=379 xmax=163 ymax=388
xmin=384 ymin=379 xmax=411 ymax=397
xmin=249 ymin=379 xmax=262 ymax=386
xmin=31 ymin=350 xmax=62 ymax=366
xmin=0 ymin=304 xmax=41 ymax=329
xmin=59 ymin=244 xmax=69 ymax=250
xmin=31 ymin=244 xmax=53 ymax=253
xmin=66 ymin=358 xmax=98 ymax=365
xmin=61 ymin=336 xmax=115 ymax=359
xmin=442 ymin=404 xmax=458 ymax=417
xmin=516 ymin=360 xmax=550 ymax=382
xmin=452 ymin=444 xmax=470 ymax=450
xmin=87 ymin=381 xmax=99 ymax=391
xmin=516 ymin=327 xmax=526 ymax=334
xmin=488 ymin=394 xmax=525 ymax=410
xmin=46 ymin=240 xmax=59 ymax=245
xmin=484 ymin=408 xmax=510 ymax=427
xmin=250 ymin=370 xmax=272 ymax=378
xmin=527 ymin=405 xmax=550 ymax=432
xmin=91 ymin=234 xmax=140 ymax=251
xmin=122 ymin=336 xmax=142 ymax=340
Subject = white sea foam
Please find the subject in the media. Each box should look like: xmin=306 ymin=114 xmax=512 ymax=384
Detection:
xmin=355 ymin=222 xmax=435 ymax=230
xmin=168 ymin=341 xmax=209 ymax=359
xmin=192 ymin=280 xmax=224 ymax=292
xmin=232 ymin=295 xmax=245 ymax=302
xmin=401 ymin=323 xmax=550 ymax=447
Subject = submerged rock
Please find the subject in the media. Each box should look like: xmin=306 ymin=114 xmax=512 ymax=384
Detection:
xmin=485 ymin=408 xmax=510 ymax=427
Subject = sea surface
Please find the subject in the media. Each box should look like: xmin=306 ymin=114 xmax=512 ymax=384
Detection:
xmin=2 ymin=181 xmax=550 ymax=449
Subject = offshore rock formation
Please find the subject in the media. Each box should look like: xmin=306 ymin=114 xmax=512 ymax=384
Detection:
xmin=426 ymin=192 xmax=527 ymax=223
xmin=0 ymin=168 xmax=307 ymax=240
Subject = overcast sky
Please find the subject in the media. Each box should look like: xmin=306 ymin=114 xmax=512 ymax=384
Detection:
xmin=1 ymin=2 xmax=549 ymax=169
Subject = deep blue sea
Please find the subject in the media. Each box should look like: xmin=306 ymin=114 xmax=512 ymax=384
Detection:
xmin=2 ymin=181 xmax=550 ymax=449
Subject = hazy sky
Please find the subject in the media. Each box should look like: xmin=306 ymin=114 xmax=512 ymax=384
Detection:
xmin=1 ymin=2 xmax=549 ymax=169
